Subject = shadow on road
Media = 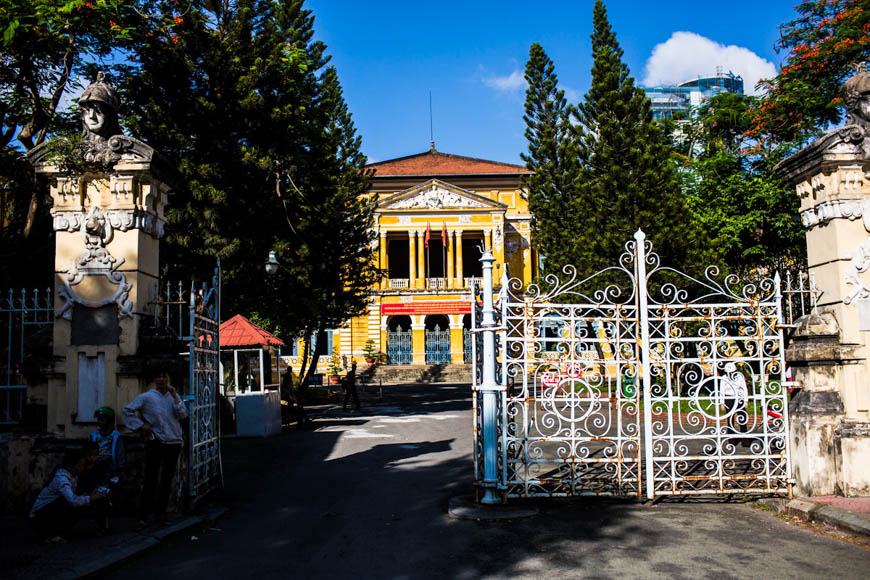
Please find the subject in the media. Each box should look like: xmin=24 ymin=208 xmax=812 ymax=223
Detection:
xmin=98 ymin=382 xmax=870 ymax=580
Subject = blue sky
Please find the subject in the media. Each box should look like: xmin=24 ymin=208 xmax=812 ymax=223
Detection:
xmin=306 ymin=0 xmax=798 ymax=165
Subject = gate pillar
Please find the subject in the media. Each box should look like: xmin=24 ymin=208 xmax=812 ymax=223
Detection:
xmin=775 ymin=67 xmax=870 ymax=496
xmin=477 ymin=248 xmax=501 ymax=504
xmin=28 ymin=74 xmax=169 ymax=437
xmin=449 ymin=317 xmax=464 ymax=364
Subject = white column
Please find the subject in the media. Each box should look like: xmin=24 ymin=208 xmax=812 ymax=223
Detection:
xmin=478 ymin=248 xmax=501 ymax=504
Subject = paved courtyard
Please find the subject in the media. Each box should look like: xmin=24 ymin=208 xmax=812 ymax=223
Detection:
xmin=102 ymin=384 xmax=870 ymax=579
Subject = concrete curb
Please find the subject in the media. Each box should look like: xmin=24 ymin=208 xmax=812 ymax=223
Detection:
xmin=447 ymin=495 xmax=538 ymax=521
xmin=55 ymin=506 xmax=228 ymax=579
xmin=758 ymin=497 xmax=870 ymax=537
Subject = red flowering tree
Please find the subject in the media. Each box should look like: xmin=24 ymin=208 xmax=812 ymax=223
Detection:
xmin=749 ymin=0 xmax=870 ymax=148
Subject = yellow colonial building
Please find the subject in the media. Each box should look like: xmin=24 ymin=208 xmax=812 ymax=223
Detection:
xmin=332 ymin=146 xmax=536 ymax=370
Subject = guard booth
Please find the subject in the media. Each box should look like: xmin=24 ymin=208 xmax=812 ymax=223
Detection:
xmin=219 ymin=314 xmax=284 ymax=437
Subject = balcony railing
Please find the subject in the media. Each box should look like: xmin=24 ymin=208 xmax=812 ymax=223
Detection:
xmin=383 ymin=277 xmax=482 ymax=290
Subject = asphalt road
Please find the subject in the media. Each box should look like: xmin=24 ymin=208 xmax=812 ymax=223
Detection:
xmin=102 ymin=384 xmax=870 ymax=579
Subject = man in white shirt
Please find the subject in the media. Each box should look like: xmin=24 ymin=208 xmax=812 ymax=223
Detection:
xmin=123 ymin=370 xmax=188 ymax=524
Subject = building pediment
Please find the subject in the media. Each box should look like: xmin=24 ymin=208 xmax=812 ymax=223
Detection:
xmin=377 ymin=179 xmax=507 ymax=211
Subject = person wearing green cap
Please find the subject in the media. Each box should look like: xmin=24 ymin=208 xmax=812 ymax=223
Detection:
xmin=88 ymin=406 xmax=126 ymax=485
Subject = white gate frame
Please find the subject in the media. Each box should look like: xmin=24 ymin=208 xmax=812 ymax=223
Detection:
xmin=474 ymin=230 xmax=794 ymax=502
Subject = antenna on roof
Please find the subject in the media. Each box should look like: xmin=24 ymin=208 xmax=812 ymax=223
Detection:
xmin=429 ymin=90 xmax=435 ymax=152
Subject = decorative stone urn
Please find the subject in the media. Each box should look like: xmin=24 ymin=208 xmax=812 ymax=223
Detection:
xmin=27 ymin=73 xmax=170 ymax=437
xmin=775 ymin=64 xmax=870 ymax=496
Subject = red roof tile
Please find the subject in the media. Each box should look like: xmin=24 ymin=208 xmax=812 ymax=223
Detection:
xmin=220 ymin=314 xmax=285 ymax=348
xmin=368 ymin=149 xmax=533 ymax=177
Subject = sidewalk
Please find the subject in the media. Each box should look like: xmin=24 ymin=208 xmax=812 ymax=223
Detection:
xmin=760 ymin=495 xmax=870 ymax=537
xmin=1 ymin=505 xmax=226 ymax=580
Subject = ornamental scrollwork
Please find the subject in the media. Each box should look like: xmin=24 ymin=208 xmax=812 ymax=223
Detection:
xmin=55 ymin=205 xmax=134 ymax=320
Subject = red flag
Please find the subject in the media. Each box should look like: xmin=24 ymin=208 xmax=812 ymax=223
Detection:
xmin=425 ymin=223 xmax=430 ymax=248
xmin=441 ymin=223 xmax=447 ymax=245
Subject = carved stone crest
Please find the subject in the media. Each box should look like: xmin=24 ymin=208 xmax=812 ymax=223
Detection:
xmin=56 ymin=205 xmax=133 ymax=320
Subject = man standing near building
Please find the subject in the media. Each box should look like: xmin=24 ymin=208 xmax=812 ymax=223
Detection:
xmin=123 ymin=370 xmax=188 ymax=525
xmin=342 ymin=362 xmax=361 ymax=411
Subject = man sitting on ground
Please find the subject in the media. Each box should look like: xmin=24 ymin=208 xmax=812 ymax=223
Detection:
xmin=29 ymin=448 xmax=108 ymax=542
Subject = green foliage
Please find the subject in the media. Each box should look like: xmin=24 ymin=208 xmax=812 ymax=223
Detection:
xmin=520 ymin=42 xmax=574 ymax=269
xmin=536 ymin=1 xmax=702 ymax=280
xmin=658 ymin=93 xmax=807 ymax=274
xmin=120 ymin=1 xmax=376 ymax=385
xmin=0 ymin=0 xmax=139 ymax=282
xmin=750 ymin=0 xmax=870 ymax=146
xmin=684 ymin=154 xmax=805 ymax=274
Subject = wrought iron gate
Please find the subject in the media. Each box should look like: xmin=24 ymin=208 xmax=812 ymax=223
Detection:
xmin=187 ymin=273 xmax=221 ymax=500
xmin=474 ymin=231 xmax=793 ymax=501
xmin=153 ymin=265 xmax=222 ymax=502
xmin=425 ymin=326 xmax=451 ymax=364
xmin=387 ymin=331 xmax=412 ymax=364
xmin=463 ymin=328 xmax=473 ymax=364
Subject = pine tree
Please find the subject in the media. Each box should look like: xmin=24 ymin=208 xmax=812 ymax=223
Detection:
xmin=123 ymin=0 xmax=377 ymax=365
xmin=567 ymin=0 xmax=699 ymax=278
xmin=520 ymin=43 xmax=576 ymax=275
xmin=285 ymin=66 xmax=378 ymax=384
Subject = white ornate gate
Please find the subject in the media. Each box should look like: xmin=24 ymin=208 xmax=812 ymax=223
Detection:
xmin=474 ymin=231 xmax=793 ymax=501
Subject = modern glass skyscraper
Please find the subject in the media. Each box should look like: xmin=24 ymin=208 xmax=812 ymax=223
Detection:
xmin=643 ymin=71 xmax=744 ymax=119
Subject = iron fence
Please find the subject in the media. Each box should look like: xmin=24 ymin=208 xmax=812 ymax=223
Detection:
xmin=1 ymin=289 xmax=53 ymax=425
xmin=780 ymin=270 xmax=822 ymax=325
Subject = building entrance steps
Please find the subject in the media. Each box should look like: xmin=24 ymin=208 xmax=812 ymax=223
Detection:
xmin=360 ymin=363 xmax=471 ymax=385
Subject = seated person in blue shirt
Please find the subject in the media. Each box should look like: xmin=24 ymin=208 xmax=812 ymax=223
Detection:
xmin=89 ymin=406 xmax=126 ymax=484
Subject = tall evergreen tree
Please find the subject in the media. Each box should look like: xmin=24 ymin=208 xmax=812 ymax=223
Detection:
xmin=122 ymin=0 xmax=376 ymax=375
xmin=520 ymin=43 xmax=576 ymax=275
xmin=286 ymin=66 xmax=378 ymax=384
xmin=566 ymin=1 xmax=699 ymax=278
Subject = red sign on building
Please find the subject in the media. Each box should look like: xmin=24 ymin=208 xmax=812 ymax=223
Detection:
xmin=381 ymin=301 xmax=471 ymax=315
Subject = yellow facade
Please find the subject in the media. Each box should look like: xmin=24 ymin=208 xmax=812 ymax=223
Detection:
xmin=337 ymin=149 xmax=536 ymax=367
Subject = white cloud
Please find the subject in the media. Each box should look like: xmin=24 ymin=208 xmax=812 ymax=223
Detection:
xmin=642 ymin=31 xmax=776 ymax=96
xmin=482 ymin=69 xmax=526 ymax=92
xmin=563 ymin=86 xmax=580 ymax=103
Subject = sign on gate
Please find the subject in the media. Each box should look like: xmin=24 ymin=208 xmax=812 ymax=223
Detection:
xmin=474 ymin=231 xmax=793 ymax=501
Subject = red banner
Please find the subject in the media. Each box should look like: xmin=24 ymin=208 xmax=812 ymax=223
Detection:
xmin=381 ymin=301 xmax=471 ymax=315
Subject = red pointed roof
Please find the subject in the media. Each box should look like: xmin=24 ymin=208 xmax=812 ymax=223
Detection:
xmin=368 ymin=147 xmax=533 ymax=177
xmin=220 ymin=314 xmax=285 ymax=348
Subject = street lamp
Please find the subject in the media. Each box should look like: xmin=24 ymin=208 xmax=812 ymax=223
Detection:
xmin=264 ymin=250 xmax=280 ymax=276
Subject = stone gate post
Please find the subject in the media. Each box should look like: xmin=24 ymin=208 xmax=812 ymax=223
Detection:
xmin=775 ymin=67 xmax=870 ymax=496
xmin=27 ymin=74 xmax=169 ymax=438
